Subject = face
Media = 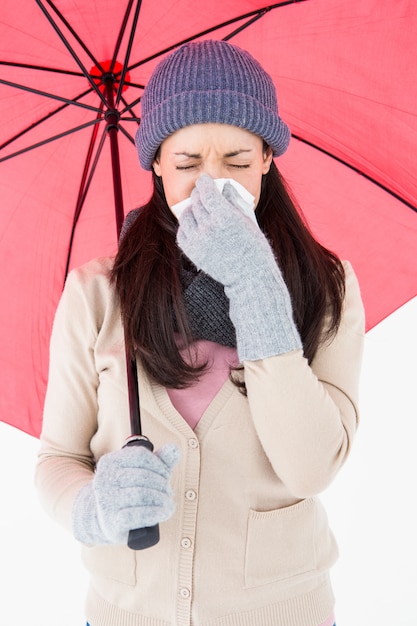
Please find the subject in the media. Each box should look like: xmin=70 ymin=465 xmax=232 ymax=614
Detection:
xmin=152 ymin=123 xmax=273 ymax=211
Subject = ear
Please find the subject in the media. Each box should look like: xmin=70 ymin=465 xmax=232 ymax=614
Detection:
xmin=262 ymin=146 xmax=273 ymax=175
xmin=152 ymin=158 xmax=162 ymax=177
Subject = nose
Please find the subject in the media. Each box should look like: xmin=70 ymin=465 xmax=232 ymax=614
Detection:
xmin=200 ymin=160 xmax=227 ymax=180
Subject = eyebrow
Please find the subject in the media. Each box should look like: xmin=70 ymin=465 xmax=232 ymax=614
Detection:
xmin=173 ymin=148 xmax=253 ymax=158
xmin=173 ymin=152 xmax=201 ymax=158
xmin=224 ymin=149 xmax=253 ymax=157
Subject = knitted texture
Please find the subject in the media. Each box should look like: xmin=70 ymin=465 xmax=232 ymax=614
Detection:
xmin=136 ymin=39 xmax=290 ymax=170
xmin=119 ymin=207 xmax=140 ymax=242
xmin=72 ymin=444 xmax=179 ymax=545
xmin=181 ymin=263 xmax=236 ymax=347
xmin=176 ymin=175 xmax=302 ymax=362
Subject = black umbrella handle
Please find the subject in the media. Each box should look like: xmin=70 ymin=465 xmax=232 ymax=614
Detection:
xmin=124 ymin=354 xmax=159 ymax=549
xmin=123 ymin=435 xmax=160 ymax=550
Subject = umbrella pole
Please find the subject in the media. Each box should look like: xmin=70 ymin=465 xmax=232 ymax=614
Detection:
xmin=104 ymin=83 xmax=125 ymax=237
xmin=104 ymin=77 xmax=141 ymax=436
xmin=104 ymin=78 xmax=159 ymax=550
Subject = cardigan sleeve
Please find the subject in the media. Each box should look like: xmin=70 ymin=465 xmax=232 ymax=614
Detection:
xmin=35 ymin=258 xmax=115 ymax=532
xmin=243 ymin=261 xmax=365 ymax=498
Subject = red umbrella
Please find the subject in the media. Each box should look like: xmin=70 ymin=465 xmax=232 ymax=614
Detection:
xmin=1 ymin=0 xmax=416 ymax=438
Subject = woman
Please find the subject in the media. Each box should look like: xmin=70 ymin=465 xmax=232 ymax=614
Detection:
xmin=36 ymin=40 xmax=364 ymax=626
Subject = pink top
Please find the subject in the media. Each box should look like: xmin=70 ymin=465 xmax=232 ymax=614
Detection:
xmin=166 ymin=340 xmax=239 ymax=429
xmin=167 ymin=340 xmax=335 ymax=626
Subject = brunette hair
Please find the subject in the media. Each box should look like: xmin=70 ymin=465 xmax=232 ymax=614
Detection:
xmin=112 ymin=162 xmax=345 ymax=388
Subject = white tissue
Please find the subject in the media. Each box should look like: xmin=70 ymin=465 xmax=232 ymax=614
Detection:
xmin=171 ymin=178 xmax=256 ymax=223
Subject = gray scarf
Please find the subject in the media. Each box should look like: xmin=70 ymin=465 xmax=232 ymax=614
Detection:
xmin=180 ymin=258 xmax=236 ymax=348
xmin=120 ymin=210 xmax=236 ymax=347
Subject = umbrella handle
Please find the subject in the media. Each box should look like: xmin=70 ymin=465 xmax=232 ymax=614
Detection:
xmin=123 ymin=435 xmax=160 ymax=550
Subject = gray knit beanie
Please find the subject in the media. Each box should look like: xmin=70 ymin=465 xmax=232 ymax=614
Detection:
xmin=136 ymin=39 xmax=290 ymax=170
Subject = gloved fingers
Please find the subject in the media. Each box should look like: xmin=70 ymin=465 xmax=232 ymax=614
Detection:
xmin=178 ymin=188 xmax=207 ymax=234
xmin=97 ymin=491 xmax=176 ymax=542
xmin=100 ymin=467 xmax=173 ymax=492
xmin=176 ymin=195 xmax=205 ymax=260
xmin=222 ymin=180 xmax=243 ymax=205
xmin=195 ymin=173 xmax=228 ymax=212
xmin=73 ymin=445 xmax=179 ymax=546
xmin=109 ymin=484 xmax=174 ymax=509
xmin=95 ymin=483 xmax=175 ymax=531
xmin=177 ymin=195 xmax=198 ymax=230
xmin=108 ymin=446 xmax=180 ymax=489
xmin=115 ymin=498 xmax=176 ymax=530
xmin=198 ymin=175 xmax=248 ymax=226
xmin=177 ymin=183 xmax=234 ymax=260
xmin=97 ymin=444 xmax=176 ymax=480
xmin=194 ymin=175 xmax=254 ymax=232
xmin=155 ymin=443 xmax=180 ymax=471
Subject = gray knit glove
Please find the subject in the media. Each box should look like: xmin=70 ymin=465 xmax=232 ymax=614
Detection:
xmin=72 ymin=443 xmax=179 ymax=545
xmin=176 ymin=174 xmax=302 ymax=361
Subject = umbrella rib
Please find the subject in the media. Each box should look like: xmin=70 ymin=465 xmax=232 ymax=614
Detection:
xmin=80 ymin=140 xmax=110 ymax=212
xmin=0 ymin=88 xmax=94 ymax=152
xmin=0 ymin=119 xmax=103 ymax=163
xmin=120 ymin=80 xmax=145 ymax=90
xmin=35 ymin=0 xmax=109 ymax=107
xmin=111 ymin=0 xmax=136 ymax=71
xmin=0 ymin=77 xmax=100 ymax=113
xmin=126 ymin=1 xmax=309 ymax=72
xmin=114 ymin=0 xmax=143 ymax=106
xmin=40 ymin=0 xmax=102 ymax=71
xmin=74 ymin=111 xmax=105 ymax=220
xmin=120 ymin=93 xmax=142 ymax=118
xmin=292 ymin=134 xmax=417 ymax=214
xmin=222 ymin=9 xmax=275 ymax=40
xmin=64 ymin=115 xmax=107 ymax=280
xmin=120 ymin=92 xmax=144 ymax=116
xmin=121 ymin=1 xmax=311 ymax=116
xmin=119 ymin=115 xmax=141 ymax=123
xmin=0 ymin=60 xmax=84 ymax=78
xmin=118 ymin=124 xmax=136 ymax=145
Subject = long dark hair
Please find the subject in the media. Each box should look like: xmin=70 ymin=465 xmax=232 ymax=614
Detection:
xmin=112 ymin=162 xmax=345 ymax=388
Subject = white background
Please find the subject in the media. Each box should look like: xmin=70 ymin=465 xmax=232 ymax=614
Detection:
xmin=1 ymin=297 xmax=416 ymax=626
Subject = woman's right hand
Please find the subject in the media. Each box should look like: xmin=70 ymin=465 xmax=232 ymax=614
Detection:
xmin=72 ymin=443 xmax=179 ymax=545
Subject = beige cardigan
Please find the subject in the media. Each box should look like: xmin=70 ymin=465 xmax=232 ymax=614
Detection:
xmin=36 ymin=256 xmax=365 ymax=626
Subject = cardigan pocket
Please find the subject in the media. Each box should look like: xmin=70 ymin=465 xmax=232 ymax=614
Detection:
xmin=244 ymin=497 xmax=319 ymax=588
xmin=81 ymin=544 xmax=137 ymax=586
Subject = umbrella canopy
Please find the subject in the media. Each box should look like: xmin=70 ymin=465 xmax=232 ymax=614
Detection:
xmin=1 ymin=0 xmax=416 ymax=438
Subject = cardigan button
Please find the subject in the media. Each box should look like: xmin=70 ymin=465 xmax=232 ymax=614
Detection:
xmin=188 ymin=438 xmax=198 ymax=448
xmin=185 ymin=489 xmax=197 ymax=501
xmin=180 ymin=587 xmax=191 ymax=599
xmin=181 ymin=537 xmax=192 ymax=549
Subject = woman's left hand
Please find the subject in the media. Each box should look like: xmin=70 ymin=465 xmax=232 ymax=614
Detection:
xmin=176 ymin=174 xmax=272 ymax=288
xmin=176 ymin=174 xmax=302 ymax=362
